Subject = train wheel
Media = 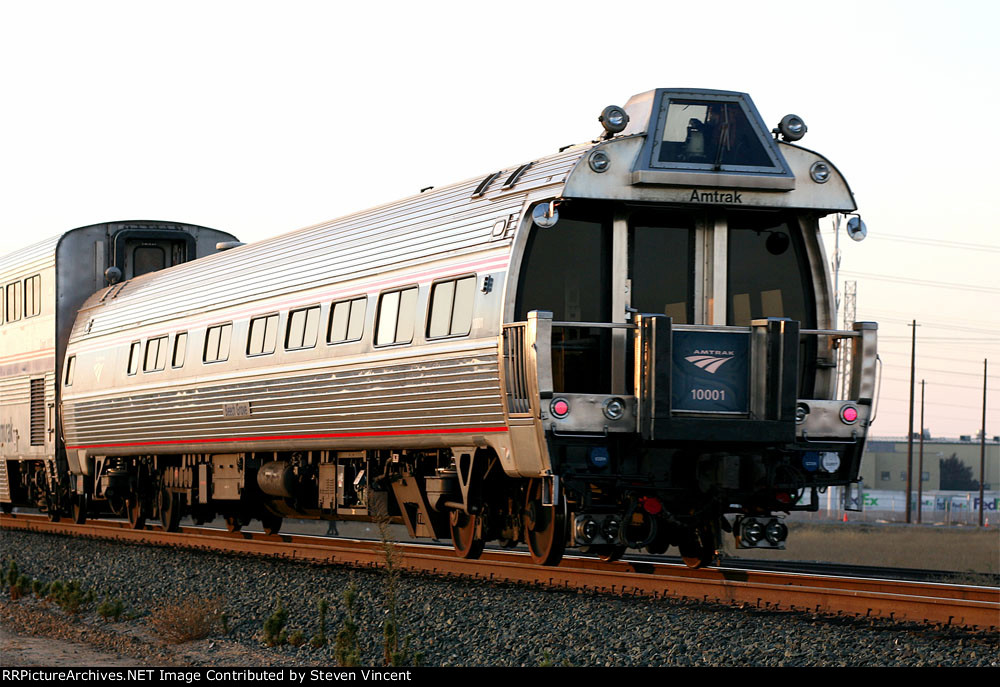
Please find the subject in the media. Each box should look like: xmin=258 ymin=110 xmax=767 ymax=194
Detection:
xmin=126 ymin=497 xmax=146 ymax=529
xmin=158 ymin=487 xmax=181 ymax=532
xmin=224 ymin=515 xmax=242 ymax=533
xmin=523 ymin=479 xmax=565 ymax=566
xmin=679 ymin=524 xmax=716 ymax=569
xmin=449 ymin=510 xmax=485 ymax=559
xmin=72 ymin=494 xmax=88 ymax=525
xmin=261 ymin=511 xmax=282 ymax=536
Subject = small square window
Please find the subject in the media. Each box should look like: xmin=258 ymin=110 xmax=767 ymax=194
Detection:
xmin=428 ymin=276 xmax=476 ymax=338
xmin=328 ymin=297 xmax=367 ymax=344
xmin=173 ymin=332 xmax=188 ymax=368
xmin=880 ymin=471 xmax=890 ymax=481
xmin=376 ymin=287 xmax=418 ymax=346
xmin=286 ymin=307 xmax=320 ymax=350
xmin=127 ymin=342 xmax=141 ymax=375
xmin=65 ymin=356 xmax=76 ymax=386
xmin=24 ymin=275 xmax=41 ymax=318
xmin=144 ymin=336 xmax=168 ymax=372
xmin=204 ymin=324 xmax=233 ymax=363
xmin=5 ymin=281 xmax=21 ymax=322
xmin=248 ymin=314 xmax=279 ymax=356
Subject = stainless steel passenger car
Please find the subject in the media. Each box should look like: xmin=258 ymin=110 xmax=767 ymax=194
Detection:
xmin=55 ymin=89 xmax=877 ymax=566
xmin=0 ymin=221 xmax=237 ymax=518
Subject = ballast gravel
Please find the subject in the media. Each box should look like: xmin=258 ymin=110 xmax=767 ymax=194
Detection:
xmin=0 ymin=529 xmax=996 ymax=667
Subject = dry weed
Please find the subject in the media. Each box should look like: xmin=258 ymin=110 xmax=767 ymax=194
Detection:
xmin=149 ymin=597 xmax=226 ymax=644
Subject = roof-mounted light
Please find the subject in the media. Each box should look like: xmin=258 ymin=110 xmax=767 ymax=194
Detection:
xmin=598 ymin=105 xmax=629 ymax=136
xmin=774 ymin=114 xmax=807 ymax=142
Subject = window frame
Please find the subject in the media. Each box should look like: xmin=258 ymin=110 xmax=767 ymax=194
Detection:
xmin=247 ymin=313 xmax=280 ymax=357
xmin=375 ymin=285 xmax=420 ymax=347
xmin=127 ymin=341 xmax=142 ymax=376
xmin=203 ymin=323 xmax=233 ymax=364
xmin=143 ymin=335 xmax=168 ymax=373
xmin=327 ymin=296 xmax=368 ymax=345
xmin=5 ymin=281 xmax=21 ymax=323
xmin=172 ymin=332 xmax=188 ymax=368
xmin=65 ymin=355 xmax=76 ymax=386
xmin=426 ymin=274 xmax=477 ymax=340
xmin=285 ymin=305 xmax=321 ymax=351
xmin=23 ymin=274 xmax=41 ymax=318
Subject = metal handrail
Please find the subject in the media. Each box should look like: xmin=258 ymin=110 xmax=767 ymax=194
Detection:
xmin=551 ymin=321 xmax=637 ymax=329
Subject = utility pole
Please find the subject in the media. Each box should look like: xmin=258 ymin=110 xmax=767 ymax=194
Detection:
xmin=839 ymin=280 xmax=857 ymax=400
xmin=980 ymin=359 xmax=988 ymax=528
xmin=918 ymin=380 xmax=925 ymax=524
xmin=906 ymin=320 xmax=918 ymax=524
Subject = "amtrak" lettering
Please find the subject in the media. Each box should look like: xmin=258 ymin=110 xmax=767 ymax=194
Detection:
xmin=689 ymin=189 xmax=743 ymax=203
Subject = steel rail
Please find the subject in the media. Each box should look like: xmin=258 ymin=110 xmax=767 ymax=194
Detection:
xmin=2 ymin=513 xmax=996 ymax=632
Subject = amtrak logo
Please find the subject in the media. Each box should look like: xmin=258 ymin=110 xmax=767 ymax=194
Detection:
xmin=684 ymin=350 xmax=735 ymax=374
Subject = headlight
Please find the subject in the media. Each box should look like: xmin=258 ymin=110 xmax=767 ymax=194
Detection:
xmin=602 ymin=397 xmax=625 ymax=420
xmin=809 ymin=161 xmax=830 ymax=183
xmin=588 ymin=150 xmax=611 ymax=173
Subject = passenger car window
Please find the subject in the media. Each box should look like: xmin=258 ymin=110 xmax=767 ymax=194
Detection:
xmin=286 ymin=306 xmax=320 ymax=350
xmin=248 ymin=314 xmax=279 ymax=356
xmin=328 ymin=297 xmax=367 ymax=344
xmin=144 ymin=336 xmax=168 ymax=372
xmin=127 ymin=341 xmax=141 ymax=375
xmin=5 ymin=282 xmax=21 ymax=322
xmin=204 ymin=324 xmax=233 ymax=363
xmin=65 ymin=356 xmax=76 ymax=386
xmin=376 ymin=287 xmax=418 ymax=346
xmin=428 ymin=276 xmax=476 ymax=338
xmin=24 ymin=275 xmax=41 ymax=318
xmin=173 ymin=332 xmax=188 ymax=368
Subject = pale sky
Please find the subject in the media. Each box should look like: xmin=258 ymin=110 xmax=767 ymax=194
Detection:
xmin=1 ymin=0 xmax=997 ymax=440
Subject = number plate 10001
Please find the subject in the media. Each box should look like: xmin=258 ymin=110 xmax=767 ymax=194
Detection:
xmin=671 ymin=330 xmax=749 ymax=414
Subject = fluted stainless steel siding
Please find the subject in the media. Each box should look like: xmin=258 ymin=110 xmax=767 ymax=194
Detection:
xmin=62 ymin=148 xmax=588 ymax=456
xmin=63 ymin=345 xmax=503 ymax=454
xmin=71 ymin=148 xmax=587 ymax=342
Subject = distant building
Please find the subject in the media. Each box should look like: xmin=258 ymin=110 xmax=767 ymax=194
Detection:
xmin=861 ymin=436 xmax=1000 ymax=491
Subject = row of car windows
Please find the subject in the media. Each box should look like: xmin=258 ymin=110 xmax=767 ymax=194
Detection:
xmin=64 ymin=275 xmax=478 ymax=386
xmin=1 ymin=275 xmax=42 ymax=324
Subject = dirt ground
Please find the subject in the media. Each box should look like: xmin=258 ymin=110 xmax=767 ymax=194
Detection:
xmin=723 ymin=521 xmax=999 ymax=577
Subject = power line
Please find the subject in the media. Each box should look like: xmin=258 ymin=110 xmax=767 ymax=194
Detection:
xmin=865 ymin=315 xmax=1000 ymax=336
xmin=840 ymin=271 xmax=1000 ymax=294
xmin=879 ymin=395 xmax=991 ymax=410
xmin=881 ymin=375 xmax=999 ymax=392
xmin=824 ymin=229 xmax=1000 ymax=253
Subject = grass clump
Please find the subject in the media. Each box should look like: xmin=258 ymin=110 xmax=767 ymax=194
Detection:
xmin=97 ymin=597 xmax=126 ymax=621
xmin=310 ymin=598 xmax=329 ymax=649
xmin=149 ymin=597 xmax=226 ymax=643
xmin=334 ymin=582 xmax=362 ymax=667
xmin=371 ymin=495 xmax=422 ymax=667
xmin=262 ymin=601 xmax=289 ymax=647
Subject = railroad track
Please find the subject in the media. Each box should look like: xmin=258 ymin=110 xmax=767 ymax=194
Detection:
xmin=2 ymin=513 xmax=996 ymax=632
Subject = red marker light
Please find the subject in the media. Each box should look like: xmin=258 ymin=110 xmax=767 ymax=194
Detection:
xmin=639 ymin=496 xmax=663 ymax=515
xmin=841 ymin=405 xmax=858 ymax=424
xmin=551 ymin=399 xmax=570 ymax=418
